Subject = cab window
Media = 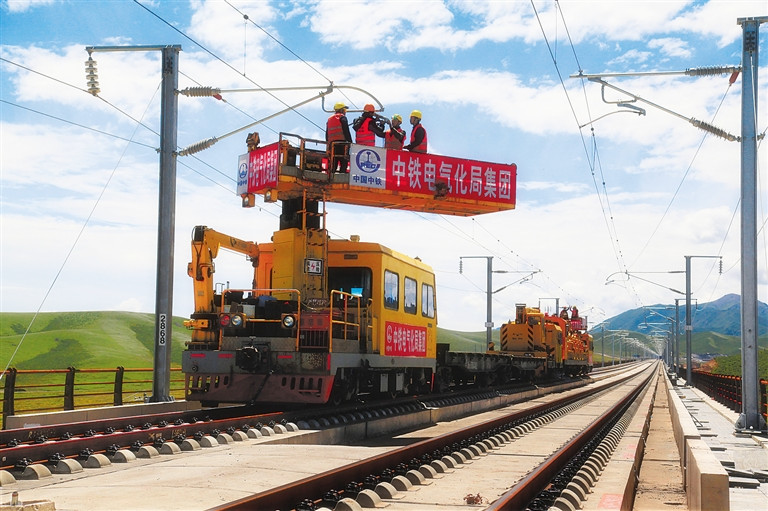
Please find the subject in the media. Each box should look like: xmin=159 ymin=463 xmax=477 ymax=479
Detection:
xmin=384 ymin=270 xmax=399 ymax=310
xmin=404 ymin=277 xmax=417 ymax=314
xmin=421 ymin=283 xmax=435 ymax=318
xmin=329 ymin=267 xmax=372 ymax=301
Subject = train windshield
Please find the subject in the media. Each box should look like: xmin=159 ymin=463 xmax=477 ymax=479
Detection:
xmin=329 ymin=267 xmax=372 ymax=301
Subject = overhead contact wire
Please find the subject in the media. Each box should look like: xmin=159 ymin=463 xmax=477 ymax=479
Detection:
xmin=534 ymin=0 xmax=639 ymax=307
xmin=132 ymin=0 xmax=324 ymax=131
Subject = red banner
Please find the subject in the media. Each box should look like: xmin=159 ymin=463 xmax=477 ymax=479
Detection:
xmin=387 ymin=151 xmax=515 ymax=204
xmin=240 ymin=142 xmax=280 ymax=195
xmin=349 ymin=145 xmax=516 ymax=206
xmin=384 ymin=321 xmax=428 ymax=357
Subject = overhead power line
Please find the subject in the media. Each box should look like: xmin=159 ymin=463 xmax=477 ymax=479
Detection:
xmin=132 ymin=0 xmax=325 ymax=132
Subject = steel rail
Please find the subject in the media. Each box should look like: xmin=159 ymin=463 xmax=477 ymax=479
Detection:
xmin=487 ymin=366 xmax=655 ymax=510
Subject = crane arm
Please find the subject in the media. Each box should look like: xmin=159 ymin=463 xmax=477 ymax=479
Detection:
xmin=186 ymin=226 xmax=260 ymax=344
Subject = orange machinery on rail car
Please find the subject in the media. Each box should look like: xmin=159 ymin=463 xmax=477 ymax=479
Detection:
xmin=499 ymin=304 xmax=594 ymax=378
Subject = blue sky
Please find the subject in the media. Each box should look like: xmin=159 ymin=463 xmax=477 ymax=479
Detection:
xmin=1 ymin=0 xmax=766 ymax=334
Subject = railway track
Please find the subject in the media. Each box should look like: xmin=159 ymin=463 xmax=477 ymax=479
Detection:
xmin=0 ymin=376 xmax=562 ymax=473
xmin=209 ymin=363 xmax=655 ymax=510
xmin=0 ymin=364 xmax=647 ymax=510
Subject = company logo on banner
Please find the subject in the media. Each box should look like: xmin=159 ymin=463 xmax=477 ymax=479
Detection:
xmin=349 ymin=144 xmax=516 ymax=205
xmin=237 ymin=142 xmax=280 ymax=195
xmin=236 ymin=154 xmax=249 ymax=195
xmin=350 ymin=145 xmax=387 ymax=189
xmin=384 ymin=321 xmax=427 ymax=357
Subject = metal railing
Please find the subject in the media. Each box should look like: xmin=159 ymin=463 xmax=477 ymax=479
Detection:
xmin=1 ymin=367 xmax=185 ymax=429
xmin=675 ymin=366 xmax=768 ymax=423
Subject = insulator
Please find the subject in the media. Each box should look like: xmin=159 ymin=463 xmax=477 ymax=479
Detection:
xmin=690 ymin=119 xmax=739 ymax=142
xmin=459 ymin=260 xmax=463 ymax=274
xmin=178 ymin=137 xmax=218 ymax=156
xmin=85 ymin=57 xmax=100 ymax=96
xmin=179 ymin=86 xmax=222 ymax=97
xmin=685 ymin=66 xmax=740 ymax=77
xmin=719 ymin=259 xmax=723 ymax=274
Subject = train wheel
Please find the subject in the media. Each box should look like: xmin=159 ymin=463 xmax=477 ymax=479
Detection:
xmin=329 ymin=379 xmax=355 ymax=406
xmin=329 ymin=386 xmax=344 ymax=406
xmin=434 ymin=367 xmax=452 ymax=393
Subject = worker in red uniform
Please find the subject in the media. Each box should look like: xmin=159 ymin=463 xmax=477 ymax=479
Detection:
xmin=353 ymin=104 xmax=385 ymax=146
xmin=404 ymin=109 xmax=427 ymax=153
xmin=326 ymin=102 xmax=353 ymax=172
xmin=384 ymin=114 xmax=406 ymax=150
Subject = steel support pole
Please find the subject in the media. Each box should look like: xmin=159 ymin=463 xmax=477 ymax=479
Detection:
xmin=685 ymin=256 xmax=692 ymax=384
xmin=459 ymin=256 xmax=494 ymax=351
xmin=675 ymin=299 xmax=680 ymax=375
xmin=485 ymin=257 xmax=493 ymax=350
xmin=736 ymin=16 xmax=766 ymax=432
xmin=151 ymin=46 xmax=181 ymax=402
xmin=601 ymin=325 xmax=604 ymax=367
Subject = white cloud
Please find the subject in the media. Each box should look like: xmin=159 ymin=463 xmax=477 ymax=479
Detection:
xmin=674 ymin=0 xmax=768 ymax=47
xmin=188 ymin=0 xmax=280 ymax=61
xmin=3 ymin=0 xmax=55 ymax=13
xmin=608 ymin=49 xmax=653 ymax=66
xmin=649 ymin=38 xmax=692 ymax=59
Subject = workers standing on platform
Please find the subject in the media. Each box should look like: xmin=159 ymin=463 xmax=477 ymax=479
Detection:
xmin=404 ymin=110 xmax=427 ymax=153
xmin=326 ymin=102 xmax=353 ymax=172
xmin=384 ymin=114 xmax=406 ymax=150
xmin=353 ymin=104 xmax=385 ymax=146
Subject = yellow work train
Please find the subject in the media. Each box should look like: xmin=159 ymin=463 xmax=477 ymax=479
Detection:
xmin=181 ymin=132 xmax=587 ymax=407
xmin=182 ymin=224 xmax=592 ymax=407
xmin=183 ymin=226 xmax=439 ymax=406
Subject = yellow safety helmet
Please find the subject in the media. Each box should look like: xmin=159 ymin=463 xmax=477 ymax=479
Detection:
xmin=363 ymin=103 xmax=375 ymax=112
xmin=410 ymin=110 xmax=422 ymax=120
xmin=334 ymin=102 xmax=348 ymax=111
xmin=392 ymin=114 xmax=402 ymax=122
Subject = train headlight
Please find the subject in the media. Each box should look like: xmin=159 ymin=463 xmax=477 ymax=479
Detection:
xmin=281 ymin=314 xmax=296 ymax=329
xmin=220 ymin=314 xmax=245 ymax=328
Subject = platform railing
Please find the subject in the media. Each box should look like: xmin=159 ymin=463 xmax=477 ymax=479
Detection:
xmin=1 ymin=367 xmax=185 ymax=429
xmin=675 ymin=366 xmax=768 ymax=423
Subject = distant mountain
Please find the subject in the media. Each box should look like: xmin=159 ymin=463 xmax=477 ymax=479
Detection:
xmin=597 ymin=294 xmax=768 ymax=337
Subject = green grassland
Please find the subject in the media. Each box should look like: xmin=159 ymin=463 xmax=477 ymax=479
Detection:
xmin=1 ymin=311 xmax=189 ymax=370
xmin=436 ymin=327 xmax=487 ymax=352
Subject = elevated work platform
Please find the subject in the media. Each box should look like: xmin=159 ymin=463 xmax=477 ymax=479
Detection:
xmin=237 ymin=134 xmax=517 ymax=216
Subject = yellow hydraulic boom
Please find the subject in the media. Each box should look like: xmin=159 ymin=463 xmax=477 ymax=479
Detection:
xmin=185 ymin=226 xmax=260 ymax=344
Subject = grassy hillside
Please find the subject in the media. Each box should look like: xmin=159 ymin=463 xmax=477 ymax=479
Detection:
xmin=1 ymin=312 xmax=189 ymax=369
xmin=437 ymin=327 xmax=489 ymax=352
